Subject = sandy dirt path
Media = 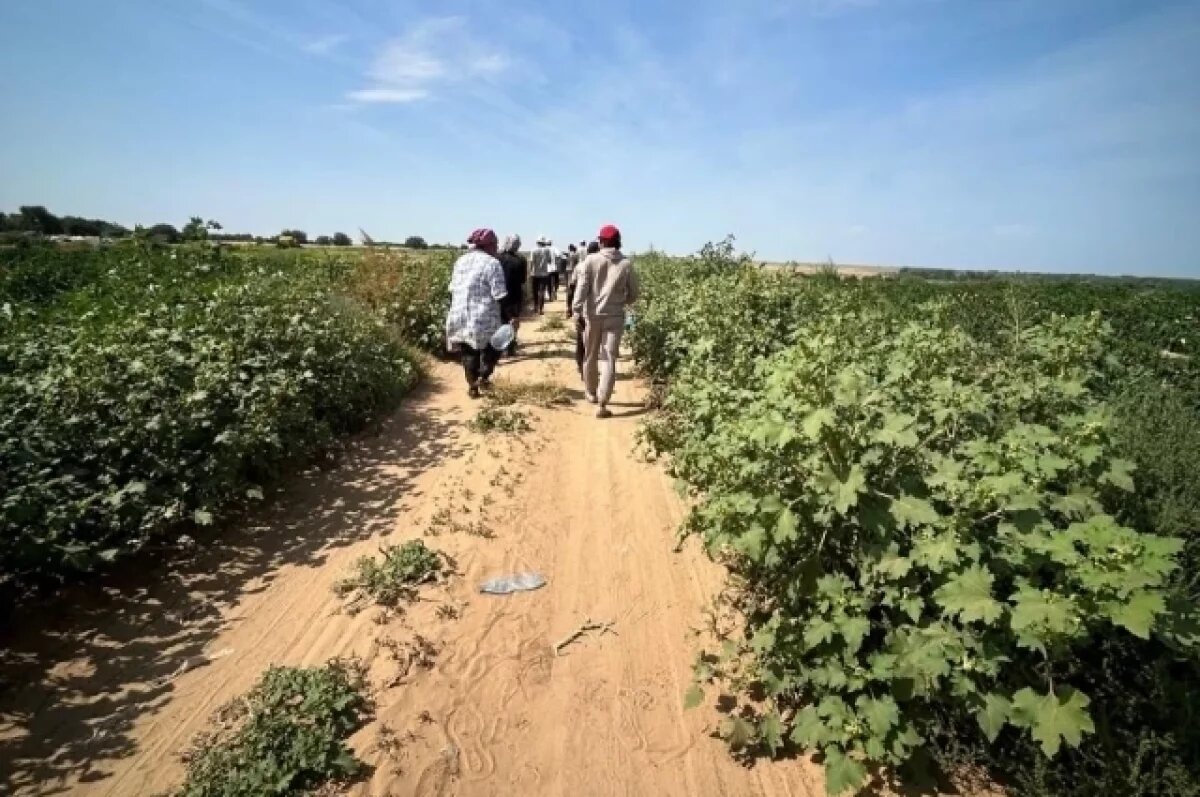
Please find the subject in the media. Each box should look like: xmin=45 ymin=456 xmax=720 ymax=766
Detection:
xmin=0 ymin=297 xmax=824 ymax=797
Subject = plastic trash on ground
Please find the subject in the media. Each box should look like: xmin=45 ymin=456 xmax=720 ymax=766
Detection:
xmin=489 ymin=323 xmax=515 ymax=352
xmin=479 ymin=572 xmax=546 ymax=595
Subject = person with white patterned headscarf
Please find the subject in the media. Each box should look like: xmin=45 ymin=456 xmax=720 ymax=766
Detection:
xmin=445 ymin=228 xmax=508 ymax=398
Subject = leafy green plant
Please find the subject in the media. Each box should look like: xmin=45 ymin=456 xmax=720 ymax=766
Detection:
xmin=342 ymin=247 xmax=453 ymax=352
xmin=633 ymin=242 xmax=1200 ymax=797
xmin=176 ymin=659 xmax=371 ymax=797
xmin=673 ymin=310 xmax=1189 ymax=794
xmin=0 ymin=243 xmax=430 ymax=599
xmin=469 ymin=406 xmax=532 ymax=434
xmin=333 ymin=540 xmax=447 ymax=611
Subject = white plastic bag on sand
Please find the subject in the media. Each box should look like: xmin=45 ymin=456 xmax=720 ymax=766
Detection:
xmin=479 ymin=572 xmax=546 ymax=595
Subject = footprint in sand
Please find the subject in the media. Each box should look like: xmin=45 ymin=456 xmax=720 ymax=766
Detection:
xmin=444 ymin=701 xmax=497 ymax=781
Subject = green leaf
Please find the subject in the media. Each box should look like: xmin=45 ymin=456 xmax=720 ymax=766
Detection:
xmin=934 ymin=565 xmax=1004 ymax=625
xmin=823 ymin=747 xmax=868 ymax=796
xmin=791 ymin=705 xmax=829 ymax=748
xmin=836 ymin=615 xmax=871 ymax=654
xmin=1053 ymin=490 xmax=1101 ymax=519
xmin=1009 ymin=588 xmax=1079 ymax=646
xmin=890 ymin=495 xmax=939 ymax=529
xmin=873 ymin=548 xmax=911 ymax=581
xmin=683 ymin=684 xmax=705 ymax=710
xmin=735 ymin=523 xmax=768 ymax=562
xmin=912 ymin=532 xmax=960 ymax=572
xmin=856 ymin=695 xmax=900 ymax=737
xmin=775 ymin=506 xmax=799 ymax=544
xmin=874 ymin=412 xmax=919 ymax=448
xmin=1101 ymin=458 xmax=1136 ymax=492
xmin=804 ymin=618 xmax=837 ymax=650
xmin=760 ymin=711 xmax=785 ymax=755
xmin=803 ymin=408 xmax=835 ymax=439
xmin=1107 ymin=591 xmax=1164 ymax=639
xmin=818 ymin=465 xmax=867 ymax=514
xmin=1010 ymin=687 xmax=1095 ymax=757
xmin=719 ymin=716 xmax=755 ymax=750
xmin=193 ymin=509 xmax=214 ymax=526
xmin=899 ymin=594 xmax=925 ymax=622
xmin=834 ymin=368 xmax=865 ymax=405
xmin=976 ymin=693 xmax=1011 ymax=743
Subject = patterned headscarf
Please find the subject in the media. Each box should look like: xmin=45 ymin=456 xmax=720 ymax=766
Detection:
xmin=501 ymin=234 xmax=521 ymax=254
xmin=466 ymin=228 xmax=498 ymax=252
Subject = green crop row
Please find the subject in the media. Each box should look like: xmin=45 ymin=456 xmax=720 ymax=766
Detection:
xmin=631 ymin=240 xmax=1200 ymax=797
xmin=0 ymin=241 xmax=450 ymax=601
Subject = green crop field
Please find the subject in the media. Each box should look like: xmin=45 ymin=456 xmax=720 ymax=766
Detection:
xmin=630 ymin=239 xmax=1200 ymax=797
xmin=3 ymin=233 xmax=1198 ymax=796
xmin=0 ymin=239 xmax=452 ymax=597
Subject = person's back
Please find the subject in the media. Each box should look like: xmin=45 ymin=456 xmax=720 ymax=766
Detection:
xmin=574 ymin=247 xmax=639 ymax=319
xmin=572 ymin=224 xmax=638 ymax=418
xmin=497 ymin=249 xmax=526 ymax=297
xmin=530 ymin=243 xmax=551 ymax=277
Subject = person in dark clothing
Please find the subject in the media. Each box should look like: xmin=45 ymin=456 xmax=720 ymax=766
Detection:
xmin=497 ymin=234 xmax=527 ymax=355
xmin=564 ymin=244 xmax=580 ymax=313
xmin=569 ymin=240 xmax=601 ymax=376
xmin=552 ymin=249 xmax=568 ymax=301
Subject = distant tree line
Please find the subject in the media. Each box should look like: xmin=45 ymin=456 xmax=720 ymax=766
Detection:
xmin=1 ymin=205 xmax=451 ymax=251
xmin=1 ymin=205 xmax=129 ymax=239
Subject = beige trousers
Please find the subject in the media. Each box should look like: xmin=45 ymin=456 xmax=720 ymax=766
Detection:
xmin=581 ymin=315 xmax=625 ymax=405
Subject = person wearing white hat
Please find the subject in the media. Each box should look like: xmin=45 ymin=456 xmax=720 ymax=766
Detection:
xmin=529 ymin=235 xmax=554 ymax=315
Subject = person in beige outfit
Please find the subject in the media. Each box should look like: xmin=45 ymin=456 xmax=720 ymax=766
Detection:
xmin=571 ymin=224 xmax=639 ymax=418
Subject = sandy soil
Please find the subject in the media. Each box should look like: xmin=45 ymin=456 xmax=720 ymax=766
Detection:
xmin=0 ymin=297 xmax=826 ymax=797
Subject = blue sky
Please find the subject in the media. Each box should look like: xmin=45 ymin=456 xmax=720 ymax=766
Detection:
xmin=1 ymin=0 xmax=1198 ymax=275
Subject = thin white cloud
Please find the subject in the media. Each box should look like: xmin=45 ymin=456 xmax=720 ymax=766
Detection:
xmin=348 ymin=16 xmax=511 ymax=103
xmin=301 ymin=33 xmax=349 ymax=55
xmin=347 ymin=87 xmax=430 ymax=103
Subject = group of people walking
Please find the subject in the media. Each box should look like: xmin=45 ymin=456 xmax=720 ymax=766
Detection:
xmin=443 ymin=224 xmax=638 ymax=418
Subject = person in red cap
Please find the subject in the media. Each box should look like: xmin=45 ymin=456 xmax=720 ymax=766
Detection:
xmin=571 ymin=224 xmax=639 ymax=418
xmin=445 ymin=228 xmax=508 ymax=398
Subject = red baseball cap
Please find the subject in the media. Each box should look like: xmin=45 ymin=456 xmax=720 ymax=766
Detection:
xmin=597 ymin=224 xmax=620 ymax=241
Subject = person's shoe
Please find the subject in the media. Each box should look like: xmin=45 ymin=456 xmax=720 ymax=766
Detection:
xmin=468 ymin=384 xmax=481 ymax=399
xmin=479 ymin=379 xmax=493 ymax=392
xmin=596 ymin=407 xmax=612 ymax=419
xmin=585 ymin=392 xmax=598 ymax=404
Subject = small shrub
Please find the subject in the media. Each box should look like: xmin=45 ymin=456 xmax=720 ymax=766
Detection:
xmin=469 ymin=406 xmax=532 ymax=434
xmin=334 ymin=540 xmax=447 ymax=611
xmin=176 ymin=659 xmax=371 ymax=797
xmin=342 ymin=248 xmax=452 ymax=352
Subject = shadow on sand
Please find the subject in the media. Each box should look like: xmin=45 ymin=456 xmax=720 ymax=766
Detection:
xmin=0 ymin=379 xmax=464 ymax=796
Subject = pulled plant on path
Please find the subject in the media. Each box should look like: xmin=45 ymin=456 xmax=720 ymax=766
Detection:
xmin=334 ymin=540 xmax=447 ymax=612
xmin=469 ymin=406 xmax=532 ymax=434
xmin=176 ymin=659 xmax=371 ymax=797
xmin=486 ymin=378 xmax=570 ymax=408
xmin=539 ymin=314 xmax=566 ymax=332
